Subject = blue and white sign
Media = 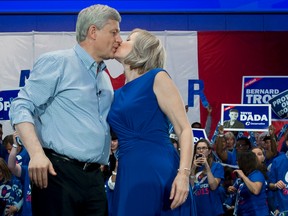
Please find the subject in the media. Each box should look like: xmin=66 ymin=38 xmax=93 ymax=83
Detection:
xmin=221 ymin=103 xmax=271 ymax=132
xmin=269 ymin=89 xmax=288 ymax=119
xmin=242 ymin=76 xmax=288 ymax=120
xmin=0 ymin=90 xmax=20 ymax=120
xmin=192 ymin=128 xmax=208 ymax=144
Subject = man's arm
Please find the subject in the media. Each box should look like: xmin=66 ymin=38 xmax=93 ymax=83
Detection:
xmin=15 ymin=122 xmax=56 ymax=188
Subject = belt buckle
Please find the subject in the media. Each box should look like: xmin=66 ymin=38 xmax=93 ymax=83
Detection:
xmin=83 ymin=163 xmax=90 ymax=171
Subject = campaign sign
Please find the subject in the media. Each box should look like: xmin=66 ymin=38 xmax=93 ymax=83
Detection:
xmin=221 ymin=104 xmax=271 ymax=132
xmin=192 ymin=128 xmax=208 ymax=144
xmin=242 ymin=76 xmax=288 ymax=120
xmin=269 ymin=89 xmax=288 ymax=119
xmin=0 ymin=90 xmax=20 ymax=120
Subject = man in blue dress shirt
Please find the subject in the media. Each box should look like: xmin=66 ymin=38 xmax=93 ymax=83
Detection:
xmin=9 ymin=4 xmax=122 ymax=216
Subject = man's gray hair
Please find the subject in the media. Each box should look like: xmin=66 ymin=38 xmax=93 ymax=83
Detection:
xmin=76 ymin=4 xmax=121 ymax=43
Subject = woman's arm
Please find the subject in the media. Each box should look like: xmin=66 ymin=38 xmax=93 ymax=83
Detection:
xmin=154 ymin=71 xmax=193 ymax=209
xmin=234 ymin=170 xmax=262 ymax=195
xmin=206 ymin=165 xmax=221 ymax=191
xmin=7 ymin=132 xmax=22 ymax=177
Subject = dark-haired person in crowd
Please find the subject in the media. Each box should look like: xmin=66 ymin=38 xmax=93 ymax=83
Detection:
xmin=2 ymin=134 xmax=30 ymax=166
xmin=0 ymin=158 xmax=22 ymax=216
xmin=0 ymin=124 xmax=9 ymax=162
xmin=9 ymin=4 xmax=122 ymax=216
xmin=280 ymin=130 xmax=288 ymax=153
xmin=190 ymin=139 xmax=224 ymax=216
xmin=104 ymin=130 xmax=118 ymax=216
xmin=170 ymin=133 xmax=180 ymax=154
xmin=233 ymin=151 xmax=269 ymax=216
xmin=268 ymin=150 xmax=288 ymax=215
xmin=223 ymin=109 xmax=245 ymax=129
xmin=251 ymin=146 xmax=279 ymax=214
xmin=258 ymin=125 xmax=279 ymax=169
xmin=107 ymin=28 xmax=195 ymax=215
xmin=7 ymin=132 xmax=32 ymax=216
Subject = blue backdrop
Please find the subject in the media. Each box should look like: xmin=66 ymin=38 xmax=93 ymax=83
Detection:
xmin=1 ymin=0 xmax=288 ymax=32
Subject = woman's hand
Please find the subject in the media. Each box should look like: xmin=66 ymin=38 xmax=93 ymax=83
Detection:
xmin=193 ymin=154 xmax=207 ymax=168
xmin=233 ymin=169 xmax=245 ymax=179
xmin=227 ymin=186 xmax=237 ymax=193
xmin=169 ymin=171 xmax=190 ymax=209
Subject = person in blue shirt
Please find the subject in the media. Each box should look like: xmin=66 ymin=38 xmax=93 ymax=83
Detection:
xmin=9 ymin=4 xmax=122 ymax=216
xmin=216 ymin=129 xmax=252 ymax=166
xmin=0 ymin=124 xmax=9 ymax=162
xmin=234 ymin=151 xmax=269 ymax=216
xmin=8 ymin=134 xmax=32 ymax=216
xmin=190 ymin=139 xmax=224 ymax=216
xmin=268 ymin=151 xmax=288 ymax=215
xmin=2 ymin=134 xmax=30 ymax=166
xmin=0 ymin=158 xmax=22 ymax=216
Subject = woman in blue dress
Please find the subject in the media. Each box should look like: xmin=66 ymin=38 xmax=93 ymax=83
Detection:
xmin=107 ymin=28 xmax=196 ymax=215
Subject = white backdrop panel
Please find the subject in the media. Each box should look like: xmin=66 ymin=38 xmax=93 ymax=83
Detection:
xmin=0 ymin=31 xmax=199 ymax=137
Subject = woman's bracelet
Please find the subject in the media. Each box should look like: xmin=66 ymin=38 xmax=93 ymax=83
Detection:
xmin=178 ymin=167 xmax=191 ymax=172
xmin=177 ymin=168 xmax=191 ymax=177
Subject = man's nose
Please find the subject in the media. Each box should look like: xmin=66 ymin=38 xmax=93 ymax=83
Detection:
xmin=116 ymin=35 xmax=123 ymax=43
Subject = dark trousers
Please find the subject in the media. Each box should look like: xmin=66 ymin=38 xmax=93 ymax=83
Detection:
xmin=32 ymin=153 xmax=107 ymax=216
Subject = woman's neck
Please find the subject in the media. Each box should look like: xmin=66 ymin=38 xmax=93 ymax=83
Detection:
xmin=123 ymin=65 xmax=141 ymax=83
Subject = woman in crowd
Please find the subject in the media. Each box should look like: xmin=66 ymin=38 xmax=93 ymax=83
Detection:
xmin=251 ymin=147 xmax=268 ymax=179
xmin=107 ymin=28 xmax=195 ymax=215
xmin=224 ymin=132 xmax=235 ymax=152
xmin=233 ymin=151 xmax=269 ymax=216
xmin=190 ymin=139 xmax=224 ymax=216
xmin=0 ymin=158 xmax=22 ymax=216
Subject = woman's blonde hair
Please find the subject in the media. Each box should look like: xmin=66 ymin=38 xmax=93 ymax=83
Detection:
xmin=123 ymin=28 xmax=166 ymax=74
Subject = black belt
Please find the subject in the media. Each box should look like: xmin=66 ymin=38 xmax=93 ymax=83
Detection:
xmin=43 ymin=148 xmax=101 ymax=172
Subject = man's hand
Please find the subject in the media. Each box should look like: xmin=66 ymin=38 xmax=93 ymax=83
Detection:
xmin=29 ymin=152 xmax=57 ymax=189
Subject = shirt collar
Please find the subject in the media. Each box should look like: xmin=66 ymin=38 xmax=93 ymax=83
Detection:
xmin=74 ymin=44 xmax=107 ymax=73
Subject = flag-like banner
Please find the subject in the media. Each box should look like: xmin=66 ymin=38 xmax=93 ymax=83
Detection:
xmin=1 ymin=31 xmax=288 ymax=138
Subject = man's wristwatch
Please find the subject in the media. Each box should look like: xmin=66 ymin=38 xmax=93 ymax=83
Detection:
xmin=12 ymin=143 xmax=18 ymax=148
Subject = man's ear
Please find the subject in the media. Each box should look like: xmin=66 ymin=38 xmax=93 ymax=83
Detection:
xmin=88 ymin=25 xmax=97 ymax=40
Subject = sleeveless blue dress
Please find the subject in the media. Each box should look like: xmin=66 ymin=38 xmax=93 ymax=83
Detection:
xmin=107 ymin=68 xmax=196 ymax=216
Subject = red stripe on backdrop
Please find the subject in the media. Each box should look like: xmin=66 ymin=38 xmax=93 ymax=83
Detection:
xmin=106 ymin=69 xmax=125 ymax=90
xmin=197 ymin=31 xmax=288 ymax=138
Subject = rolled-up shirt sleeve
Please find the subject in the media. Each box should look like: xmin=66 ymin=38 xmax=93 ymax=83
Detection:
xmin=9 ymin=53 xmax=62 ymax=127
